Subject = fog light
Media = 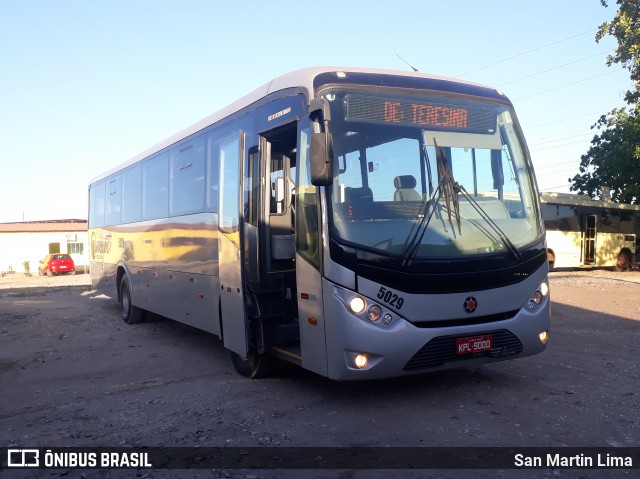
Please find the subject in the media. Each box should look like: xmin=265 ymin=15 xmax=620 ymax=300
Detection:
xmin=354 ymin=354 xmax=368 ymax=369
xmin=349 ymin=296 xmax=366 ymax=314
xmin=382 ymin=313 xmax=393 ymax=325
xmin=539 ymin=330 xmax=549 ymax=344
xmin=367 ymin=305 xmax=382 ymax=321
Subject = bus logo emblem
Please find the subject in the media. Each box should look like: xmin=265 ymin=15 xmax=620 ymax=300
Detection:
xmin=463 ymin=296 xmax=477 ymax=314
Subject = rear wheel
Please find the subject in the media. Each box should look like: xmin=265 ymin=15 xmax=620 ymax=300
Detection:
xmin=119 ymin=275 xmax=143 ymax=324
xmin=615 ymin=251 xmax=632 ymax=272
xmin=230 ymin=350 xmax=273 ymax=379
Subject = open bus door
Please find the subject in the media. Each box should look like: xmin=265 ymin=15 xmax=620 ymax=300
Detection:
xmin=583 ymin=214 xmax=597 ymax=265
xmin=218 ymin=133 xmax=248 ymax=357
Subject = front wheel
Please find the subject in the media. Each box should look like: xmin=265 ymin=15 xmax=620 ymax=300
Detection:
xmin=119 ymin=275 xmax=143 ymax=324
xmin=230 ymin=350 xmax=273 ymax=379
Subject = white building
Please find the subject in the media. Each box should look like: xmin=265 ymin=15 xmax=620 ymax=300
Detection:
xmin=0 ymin=219 xmax=88 ymax=275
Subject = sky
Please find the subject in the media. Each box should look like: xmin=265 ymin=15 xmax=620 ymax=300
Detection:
xmin=0 ymin=1 xmax=632 ymax=223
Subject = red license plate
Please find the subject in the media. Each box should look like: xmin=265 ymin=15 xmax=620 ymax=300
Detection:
xmin=456 ymin=335 xmax=493 ymax=355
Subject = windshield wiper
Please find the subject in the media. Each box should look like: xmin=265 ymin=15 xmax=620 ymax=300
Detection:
xmin=401 ymin=138 xmax=522 ymax=266
xmin=401 ymin=183 xmax=442 ymax=267
xmin=402 ymin=140 xmax=460 ymax=266
xmin=454 ymin=184 xmax=522 ymax=261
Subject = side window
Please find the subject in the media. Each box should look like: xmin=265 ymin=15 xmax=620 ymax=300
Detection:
xmin=219 ymin=134 xmax=242 ymax=233
xmin=620 ymin=210 xmax=634 ymax=234
xmin=205 ymin=133 xmax=220 ymax=213
xmin=600 ymin=209 xmax=620 ymax=233
xmin=245 ymin=145 xmax=259 ymax=226
xmin=558 ymin=205 xmax=579 ymax=231
xmin=170 ymin=138 xmax=205 ymax=216
xmin=143 ymin=152 xmax=169 ymax=219
xmin=90 ymin=181 xmax=106 ymax=228
xmin=541 ymin=204 xmax=558 ymax=230
xmin=105 ymin=176 xmax=121 ymax=225
xmin=270 ymin=156 xmax=286 ymax=214
xmin=296 ymin=124 xmax=320 ymax=268
xmin=122 ymin=165 xmax=142 ymax=223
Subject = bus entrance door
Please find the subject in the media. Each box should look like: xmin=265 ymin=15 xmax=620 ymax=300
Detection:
xmin=218 ymin=133 xmax=248 ymax=356
xmin=256 ymin=124 xmax=301 ymax=360
xmin=583 ymin=215 xmax=597 ymax=265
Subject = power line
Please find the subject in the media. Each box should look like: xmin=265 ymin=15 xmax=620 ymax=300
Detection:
xmin=530 ymin=139 xmax=592 ymax=151
xmin=539 ymin=184 xmax=572 ymax=191
xmin=496 ymin=50 xmax=613 ymax=87
xmin=514 ymin=68 xmax=624 ymax=101
xmin=526 ymin=109 xmax=611 ymax=128
xmin=458 ymin=28 xmax=597 ymax=77
xmin=529 ymin=133 xmax=593 ymax=147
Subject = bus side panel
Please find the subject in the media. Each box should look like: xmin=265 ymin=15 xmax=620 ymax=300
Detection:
xmin=594 ymin=232 xmax=634 ymax=267
xmin=133 ymin=268 xmax=221 ymax=335
xmin=546 ymin=230 xmax=582 ymax=268
xmin=89 ymin=226 xmax=119 ymax=294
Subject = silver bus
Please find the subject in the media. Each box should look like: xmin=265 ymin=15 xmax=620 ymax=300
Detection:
xmin=89 ymin=67 xmax=550 ymax=380
xmin=541 ymin=192 xmax=639 ymax=271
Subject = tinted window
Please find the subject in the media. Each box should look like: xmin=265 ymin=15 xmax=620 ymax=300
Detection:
xmin=600 ymin=209 xmax=620 ymax=233
xmin=219 ymin=135 xmax=241 ymax=232
xmin=541 ymin=204 xmax=558 ymax=230
xmin=122 ymin=165 xmax=142 ymax=223
xmin=620 ymin=210 xmax=634 ymax=234
xmin=206 ymin=133 xmax=220 ymax=213
xmin=143 ymin=153 xmax=169 ymax=219
xmin=170 ymin=138 xmax=205 ymax=216
xmin=558 ymin=205 xmax=580 ymax=231
xmin=90 ymin=181 xmax=106 ymax=228
xmin=105 ymin=176 xmax=122 ymax=225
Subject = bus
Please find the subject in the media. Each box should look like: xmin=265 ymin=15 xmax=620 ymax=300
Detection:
xmin=540 ymin=192 xmax=640 ymax=271
xmin=89 ymin=67 xmax=550 ymax=380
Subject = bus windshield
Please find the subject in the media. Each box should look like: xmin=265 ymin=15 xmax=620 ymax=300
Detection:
xmin=323 ymin=88 xmax=543 ymax=260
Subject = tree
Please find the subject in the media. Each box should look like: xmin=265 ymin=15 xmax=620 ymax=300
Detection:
xmin=569 ymin=0 xmax=640 ymax=203
xmin=570 ymin=106 xmax=640 ymax=203
xmin=596 ymin=0 xmax=640 ymax=105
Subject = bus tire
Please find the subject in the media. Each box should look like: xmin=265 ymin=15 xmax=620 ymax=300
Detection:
xmin=547 ymin=251 xmax=555 ymax=271
xmin=615 ymin=250 xmax=632 ymax=272
xmin=229 ymin=350 xmax=273 ymax=379
xmin=119 ymin=275 xmax=143 ymax=324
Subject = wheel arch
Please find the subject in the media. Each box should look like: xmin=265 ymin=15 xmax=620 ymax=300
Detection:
xmin=546 ymin=248 xmax=556 ymax=268
xmin=614 ymin=247 xmax=634 ymax=272
xmin=116 ymin=262 xmax=130 ymax=303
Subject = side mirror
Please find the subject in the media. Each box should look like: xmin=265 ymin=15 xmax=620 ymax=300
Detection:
xmin=310 ymin=132 xmax=334 ymax=186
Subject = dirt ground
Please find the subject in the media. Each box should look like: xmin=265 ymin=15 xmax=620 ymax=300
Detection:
xmin=1 ymin=270 xmax=639 ymax=479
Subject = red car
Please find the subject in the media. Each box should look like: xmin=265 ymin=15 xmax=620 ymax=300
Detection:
xmin=38 ymin=254 xmax=76 ymax=276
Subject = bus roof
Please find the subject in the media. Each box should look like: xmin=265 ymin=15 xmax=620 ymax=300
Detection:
xmin=540 ymin=191 xmax=640 ymax=211
xmin=89 ymin=66 xmax=504 ymax=185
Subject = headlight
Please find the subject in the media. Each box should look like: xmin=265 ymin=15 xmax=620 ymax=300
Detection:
xmin=526 ymin=280 xmax=550 ymax=311
xmin=333 ymin=286 xmax=395 ymax=328
xmin=349 ymin=296 xmax=366 ymax=314
xmin=367 ymin=305 xmax=382 ymax=322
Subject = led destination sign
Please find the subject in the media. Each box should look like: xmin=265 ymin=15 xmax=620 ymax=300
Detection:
xmin=344 ymin=95 xmax=497 ymax=134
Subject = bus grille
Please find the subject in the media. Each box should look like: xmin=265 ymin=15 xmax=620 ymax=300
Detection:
xmin=403 ymin=329 xmax=523 ymax=371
